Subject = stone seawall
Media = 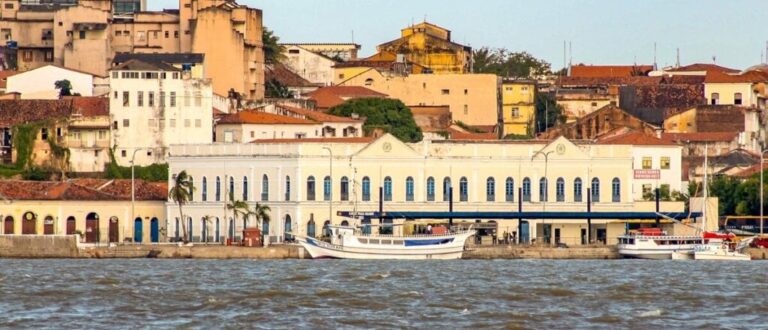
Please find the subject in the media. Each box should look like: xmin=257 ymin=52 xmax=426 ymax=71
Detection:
xmin=80 ymin=244 xmax=307 ymax=259
xmin=0 ymin=235 xmax=79 ymax=258
xmin=463 ymin=245 xmax=620 ymax=259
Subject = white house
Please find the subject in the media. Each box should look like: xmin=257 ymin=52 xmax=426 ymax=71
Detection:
xmin=282 ymin=44 xmax=337 ymax=86
xmin=7 ymin=65 xmax=109 ymax=99
xmin=109 ymin=59 xmax=213 ymax=166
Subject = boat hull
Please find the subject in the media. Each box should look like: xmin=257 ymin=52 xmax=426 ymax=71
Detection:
xmin=297 ymin=231 xmax=474 ymax=260
xmin=693 ymin=253 xmax=751 ymax=261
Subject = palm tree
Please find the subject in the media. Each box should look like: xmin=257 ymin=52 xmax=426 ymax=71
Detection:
xmin=252 ymin=202 xmax=271 ymax=232
xmin=169 ymin=170 xmax=195 ymax=243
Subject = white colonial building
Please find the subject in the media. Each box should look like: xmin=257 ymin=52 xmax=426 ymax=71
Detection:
xmin=109 ymin=59 xmax=213 ymax=166
xmin=167 ymin=134 xmax=686 ymax=246
xmin=7 ymin=64 xmax=109 ymax=99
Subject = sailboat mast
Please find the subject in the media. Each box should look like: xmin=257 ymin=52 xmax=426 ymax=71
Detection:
xmin=702 ymin=144 xmax=708 ymax=233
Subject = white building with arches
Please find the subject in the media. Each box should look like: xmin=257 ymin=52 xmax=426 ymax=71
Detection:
xmin=167 ymin=134 xmax=685 ymax=246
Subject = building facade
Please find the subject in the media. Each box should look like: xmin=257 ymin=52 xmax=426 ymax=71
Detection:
xmin=109 ymin=60 xmax=213 ymax=166
xmin=501 ymin=79 xmax=536 ymax=136
xmin=167 ymin=134 xmax=685 ymax=246
xmin=374 ymin=22 xmax=471 ymax=74
xmin=282 ymin=44 xmax=339 ymax=86
xmin=6 ymin=64 xmax=108 ymax=99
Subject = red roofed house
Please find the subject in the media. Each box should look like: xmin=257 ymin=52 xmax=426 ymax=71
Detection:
xmin=703 ymin=68 xmax=768 ymax=108
xmin=304 ymin=86 xmax=387 ymax=111
xmin=0 ymin=179 xmax=167 ymax=244
xmin=569 ymin=64 xmax=654 ymax=78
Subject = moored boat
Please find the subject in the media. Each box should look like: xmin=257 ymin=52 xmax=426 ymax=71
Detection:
xmin=296 ymin=225 xmax=476 ymax=260
xmin=617 ymin=228 xmax=703 ymax=259
xmin=693 ymin=238 xmax=751 ymax=261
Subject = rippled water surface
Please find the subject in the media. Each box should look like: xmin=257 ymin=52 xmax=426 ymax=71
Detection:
xmin=0 ymin=259 xmax=766 ymax=329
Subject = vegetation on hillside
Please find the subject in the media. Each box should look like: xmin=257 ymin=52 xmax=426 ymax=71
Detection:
xmin=328 ymin=98 xmax=423 ymax=142
xmin=472 ymin=47 xmax=552 ymax=77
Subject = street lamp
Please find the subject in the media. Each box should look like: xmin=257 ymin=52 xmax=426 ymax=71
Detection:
xmin=131 ymin=147 xmax=146 ymax=241
xmin=761 ymin=149 xmax=768 ymax=238
xmin=322 ymin=147 xmax=333 ymax=230
xmin=532 ymin=149 xmax=553 ymax=244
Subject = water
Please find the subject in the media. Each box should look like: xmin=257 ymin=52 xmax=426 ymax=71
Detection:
xmin=0 ymin=259 xmax=766 ymax=329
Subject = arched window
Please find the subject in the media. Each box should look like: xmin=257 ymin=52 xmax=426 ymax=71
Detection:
xmin=215 ymin=176 xmax=221 ymax=201
xmin=459 ymin=177 xmax=468 ymax=202
xmin=734 ymin=92 xmax=743 ymax=105
xmin=574 ymin=177 xmax=583 ymax=202
xmin=426 ymin=177 xmax=435 ymax=201
xmin=340 ymin=176 xmax=349 ymax=201
xmin=612 ymin=178 xmax=621 ymax=202
xmin=405 ymin=177 xmax=414 ymax=201
xmin=504 ymin=177 xmax=514 ymax=202
xmin=323 ymin=176 xmax=331 ymax=201
xmin=188 ymin=176 xmax=193 ymax=201
xmin=261 ymin=174 xmax=269 ymax=201
xmin=362 ymin=176 xmax=371 ymax=201
xmin=539 ymin=178 xmax=548 ymax=202
xmin=364 ymin=78 xmax=374 ymax=86
xmin=201 ymin=217 xmax=208 ymax=242
xmin=202 ymin=177 xmax=208 ymax=201
xmin=383 ymin=176 xmax=392 ymax=201
xmin=556 ymin=177 xmax=565 ymax=202
xmin=307 ymin=176 xmax=316 ymax=201
xmin=284 ymin=215 xmax=292 ymax=241
xmin=323 ymin=220 xmax=331 ymax=237
xmin=307 ymin=219 xmax=316 ymax=238
xmin=174 ymin=218 xmax=180 ymax=240
xmin=486 ymin=177 xmax=495 ymax=202
xmin=285 ymin=176 xmax=291 ymax=201
xmin=215 ymin=218 xmax=220 ymax=242
xmin=243 ymin=176 xmax=248 ymax=200
xmin=710 ymin=92 xmax=719 ymax=105
xmin=591 ymin=178 xmax=600 ymax=202
xmin=443 ymin=177 xmax=452 ymax=201
xmin=187 ymin=217 xmax=193 ymax=242
xmin=229 ymin=176 xmax=234 ymax=200
xmin=522 ymin=177 xmax=531 ymax=202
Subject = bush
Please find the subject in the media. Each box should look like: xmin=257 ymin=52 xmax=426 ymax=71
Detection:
xmin=328 ymin=98 xmax=423 ymax=142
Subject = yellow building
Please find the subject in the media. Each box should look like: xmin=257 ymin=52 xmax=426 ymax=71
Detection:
xmin=501 ymin=79 xmax=536 ymax=136
xmin=374 ymin=22 xmax=471 ymax=74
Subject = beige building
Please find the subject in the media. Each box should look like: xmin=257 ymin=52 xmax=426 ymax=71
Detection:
xmin=501 ymin=79 xmax=536 ymax=136
xmin=6 ymin=64 xmax=109 ymax=99
xmin=337 ymin=70 xmax=499 ymax=127
xmin=168 ymin=134 xmax=687 ymax=246
xmin=0 ymin=179 xmax=166 ymax=244
xmin=282 ymin=44 xmax=337 ymax=86
xmin=283 ymin=43 xmax=360 ymax=62
xmin=0 ymin=0 xmax=264 ymax=100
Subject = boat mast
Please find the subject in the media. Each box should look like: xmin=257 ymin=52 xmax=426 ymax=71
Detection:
xmin=702 ymin=144 xmax=708 ymax=234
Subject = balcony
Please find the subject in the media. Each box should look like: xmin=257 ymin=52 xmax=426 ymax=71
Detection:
xmin=66 ymin=140 xmax=109 ymax=149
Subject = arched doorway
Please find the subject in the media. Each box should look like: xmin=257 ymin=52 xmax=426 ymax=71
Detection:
xmin=520 ymin=221 xmax=530 ymax=244
xmin=215 ymin=218 xmax=220 ymax=242
xmin=66 ymin=216 xmax=76 ymax=235
xmin=200 ymin=217 xmax=208 ymax=243
xmin=150 ymin=218 xmax=159 ymax=243
xmin=22 ymin=212 xmax=36 ymax=235
xmin=361 ymin=218 xmax=371 ymax=235
xmin=187 ymin=217 xmax=193 ymax=242
xmin=283 ymin=215 xmax=292 ymax=242
xmin=108 ymin=217 xmax=119 ymax=243
xmin=4 ymin=216 xmax=14 ymax=234
xmin=134 ymin=217 xmax=143 ymax=243
xmin=43 ymin=216 xmax=54 ymax=235
xmin=85 ymin=212 xmax=99 ymax=242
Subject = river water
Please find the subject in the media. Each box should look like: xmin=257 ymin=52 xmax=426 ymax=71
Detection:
xmin=0 ymin=259 xmax=765 ymax=329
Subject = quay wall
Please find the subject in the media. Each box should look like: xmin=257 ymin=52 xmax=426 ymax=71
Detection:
xmin=464 ymin=245 xmax=620 ymax=259
xmin=80 ymin=244 xmax=307 ymax=259
xmin=0 ymin=235 xmax=79 ymax=258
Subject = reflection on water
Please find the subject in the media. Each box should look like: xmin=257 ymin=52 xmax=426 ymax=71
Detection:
xmin=0 ymin=259 xmax=766 ymax=328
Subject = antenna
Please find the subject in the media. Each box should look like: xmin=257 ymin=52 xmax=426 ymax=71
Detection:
xmin=563 ymin=40 xmax=566 ymax=75
xmin=765 ymin=41 xmax=768 ymax=64
xmin=712 ymin=55 xmax=716 ymax=64
xmin=653 ymin=42 xmax=657 ymax=70
xmin=676 ymin=48 xmax=680 ymax=67
xmin=351 ymin=30 xmax=354 ymax=44
xmin=569 ymin=41 xmax=572 ymax=70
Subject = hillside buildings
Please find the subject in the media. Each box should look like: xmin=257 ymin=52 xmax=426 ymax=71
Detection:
xmin=501 ymin=79 xmax=536 ymax=136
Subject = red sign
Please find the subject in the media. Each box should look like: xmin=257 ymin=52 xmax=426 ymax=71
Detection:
xmin=634 ymin=169 xmax=660 ymax=179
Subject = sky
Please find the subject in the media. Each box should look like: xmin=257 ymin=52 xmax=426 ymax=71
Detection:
xmin=150 ymin=0 xmax=768 ymax=70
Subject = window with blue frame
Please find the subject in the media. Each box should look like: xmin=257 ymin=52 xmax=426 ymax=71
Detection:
xmin=406 ymin=177 xmax=414 ymax=201
xmin=459 ymin=177 xmax=468 ymax=202
xmin=443 ymin=177 xmax=451 ymax=201
xmin=505 ymin=177 xmax=514 ymax=202
xmin=556 ymin=177 xmax=565 ymax=202
xmin=574 ymin=177 xmax=582 ymax=202
xmin=340 ymin=176 xmax=349 ymax=201
xmin=323 ymin=176 xmax=331 ymax=201
xmin=307 ymin=176 xmax=316 ymax=201
xmin=215 ymin=176 xmax=221 ymax=201
xmin=426 ymin=177 xmax=435 ymax=201
xmin=384 ymin=176 xmax=392 ymax=201
xmin=486 ymin=177 xmax=495 ymax=201
xmin=285 ymin=176 xmax=291 ymax=201
xmin=243 ymin=176 xmax=248 ymax=201
xmin=229 ymin=177 xmax=234 ymax=200
xmin=202 ymin=177 xmax=207 ymax=201
xmin=539 ymin=178 xmax=548 ymax=202
xmin=591 ymin=178 xmax=600 ymax=202
xmin=522 ymin=177 xmax=531 ymax=202
xmin=362 ymin=176 xmax=371 ymax=201
xmin=261 ymin=175 xmax=269 ymax=201
xmin=612 ymin=178 xmax=620 ymax=202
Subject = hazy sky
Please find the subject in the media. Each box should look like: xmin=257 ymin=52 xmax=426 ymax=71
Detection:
xmin=150 ymin=0 xmax=768 ymax=70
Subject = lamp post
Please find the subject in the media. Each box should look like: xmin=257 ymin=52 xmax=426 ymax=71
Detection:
xmin=761 ymin=149 xmax=768 ymax=237
xmin=131 ymin=147 xmax=145 ymax=241
xmin=322 ymin=147 xmax=333 ymax=228
xmin=532 ymin=149 xmax=553 ymax=244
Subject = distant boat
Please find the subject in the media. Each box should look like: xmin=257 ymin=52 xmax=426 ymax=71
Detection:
xmin=618 ymin=227 xmax=703 ymax=260
xmin=693 ymin=238 xmax=751 ymax=261
xmin=295 ymin=225 xmax=476 ymax=260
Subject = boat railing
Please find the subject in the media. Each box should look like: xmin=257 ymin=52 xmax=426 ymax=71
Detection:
xmin=621 ymin=234 xmax=703 ymax=240
xmin=355 ymin=229 xmax=474 ymax=238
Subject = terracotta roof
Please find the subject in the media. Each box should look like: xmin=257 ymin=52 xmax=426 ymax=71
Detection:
xmin=704 ymin=70 xmax=768 ymax=83
xmin=570 ymin=65 xmax=654 ymax=78
xmin=112 ymin=59 xmax=180 ymax=72
xmin=265 ymin=63 xmax=317 ymax=88
xmin=732 ymin=163 xmax=762 ymax=178
xmin=597 ymin=131 xmax=676 ymax=146
xmin=558 ymin=76 xmax=662 ymax=86
xmin=305 ymin=86 xmax=387 ymax=110
xmin=0 ymin=179 xmax=167 ymax=201
xmin=447 ymin=127 xmax=497 ymax=140
xmin=0 ymin=70 xmax=17 ymax=89
xmin=276 ymin=104 xmax=362 ymax=123
xmin=667 ymin=63 xmax=739 ymax=74
xmin=252 ymin=137 xmax=376 ymax=144
xmin=218 ymin=110 xmax=316 ymax=125
xmin=68 ymin=96 xmax=109 ymax=117
xmin=0 ymin=99 xmax=74 ymax=127
xmin=660 ymin=132 xmax=739 ymax=143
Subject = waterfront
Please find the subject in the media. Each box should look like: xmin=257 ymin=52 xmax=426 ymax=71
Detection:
xmin=1 ymin=260 xmax=766 ymax=329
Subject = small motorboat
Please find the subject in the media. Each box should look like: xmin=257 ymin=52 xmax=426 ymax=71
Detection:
xmin=295 ymin=225 xmax=476 ymax=260
xmin=693 ymin=239 xmax=751 ymax=261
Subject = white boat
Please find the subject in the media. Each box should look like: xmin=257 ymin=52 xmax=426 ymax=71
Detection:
xmin=295 ymin=225 xmax=476 ymax=260
xmin=617 ymin=228 xmax=703 ymax=259
xmin=693 ymin=239 xmax=751 ymax=261
xmin=671 ymin=250 xmax=694 ymax=260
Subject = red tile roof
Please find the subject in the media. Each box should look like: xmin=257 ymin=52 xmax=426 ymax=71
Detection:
xmin=305 ymin=86 xmax=387 ymax=110
xmin=0 ymin=179 xmax=167 ymax=201
xmin=704 ymin=70 xmax=768 ymax=83
xmin=557 ymin=76 xmax=662 ymax=86
xmin=667 ymin=63 xmax=739 ymax=74
xmin=265 ymin=63 xmax=318 ymax=87
xmin=597 ymin=131 xmax=676 ymax=146
xmin=661 ymin=132 xmax=739 ymax=143
xmin=252 ymin=137 xmax=376 ymax=144
xmin=447 ymin=127 xmax=497 ymax=140
xmin=69 ymin=96 xmax=109 ymax=117
xmin=276 ymin=104 xmax=362 ymax=123
xmin=732 ymin=163 xmax=762 ymax=178
xmin=570 ymin=65 xmax=654 ymax=78
xmin=218 ymin=110 xmax=316 ymax=125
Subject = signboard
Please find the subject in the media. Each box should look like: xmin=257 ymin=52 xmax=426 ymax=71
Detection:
xmin=634 ymin=169 xmax=660 ymax=180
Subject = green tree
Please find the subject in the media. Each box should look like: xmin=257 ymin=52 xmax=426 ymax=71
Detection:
xmin=534 ymin=93 xmax=565 ymax=133
xmin=252 ymin=202 xmax=271 ymax=232
xmin=265 ymin=78 xmax=294 ymax=98
xmin=54 ymin=79 xmax=72 ymax=97
xmin=327 ymin=98 xmax=423 ymax=142
xmin=263 ymin=27 xmax=285 ymax=64
xmin=169 ymin=170 xmax=194 ymax=243
xmin=472 ymin=47 xmax=551 ymax=77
